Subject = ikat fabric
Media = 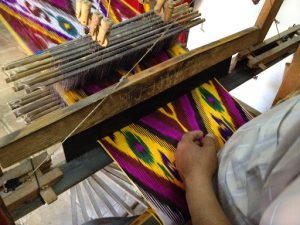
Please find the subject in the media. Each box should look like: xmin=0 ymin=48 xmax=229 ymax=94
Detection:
xmin=99 ymin=79 xmax=251 ymax=225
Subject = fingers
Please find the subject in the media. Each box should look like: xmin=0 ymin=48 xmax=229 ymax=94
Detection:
xmin=181 ymin=131 xmax=204 ymax=143
xmin=203 ymin=133 xmax=220 ymax=152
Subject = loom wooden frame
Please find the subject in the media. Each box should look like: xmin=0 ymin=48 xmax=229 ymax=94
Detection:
xmin=0 ymin=0 xmax=283 ymax=168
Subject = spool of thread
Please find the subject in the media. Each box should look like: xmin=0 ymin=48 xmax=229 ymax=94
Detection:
xmin=76 ymin=0 xmax=83 ymax=19
xmin=154 ymin=0 xmax=166 ymax=14
xmin=163 ymin=0 xmax=174 ymax=22
xmin=97 ymin=18 xmax=113 ymax=47
xmin=89 ymin=11 xmax=102 ymax=39
xmin=80 ymin=0 xmax=92 ymax=25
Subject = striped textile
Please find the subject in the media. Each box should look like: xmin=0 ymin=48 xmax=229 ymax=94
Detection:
xmin=99 ymin=79 xmax=251 ymax=225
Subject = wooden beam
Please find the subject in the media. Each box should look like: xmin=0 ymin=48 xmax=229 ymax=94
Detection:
xmin=248 ymin=35 xmax=300 ymax=68
xmin=0 ymin=27 xmax=260 ymax=168
xmin=255 ymin=0 xmax=284 ymax=43
xmin=3 ymin=168 xmax=62 ymax=211
xmin=239 ymin=25 xmax=300 ymax=58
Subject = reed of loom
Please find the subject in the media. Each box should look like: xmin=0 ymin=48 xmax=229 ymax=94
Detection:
xmin=2 ymin=0 xmax=205 ymax=123
xmin=3 ymin=1 xmax=204 ymax=92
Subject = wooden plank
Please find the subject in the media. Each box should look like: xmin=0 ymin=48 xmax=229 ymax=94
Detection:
xmin=248 ymin=35 xmax=300 ymax=68
xmin=3 ymin=178 xmax=38 ymax=212
xmin=39 ymin=187 xmax=57 ymax=204
xmin=255 ymin=0 xmax=284 ymax=43
xmin=239 ymin=25 xmax=300 ymax=58
xmin=0 ymin=152 xmax=50 ymax=187
xmin=0 ymin=27 xmax=260 ymax=168
xmin=3 ymin=168 xmax=62 ymax=211
xmin=273 ymin=43 xmax=300 ymax=104
xmin=0 ymin=161 xmax=32 ymax=187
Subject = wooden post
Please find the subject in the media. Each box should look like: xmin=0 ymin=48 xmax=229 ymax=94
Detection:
xmin=255 ymin=0 xmax=284 ymax=43
xmin=154 ymin=0 xmax=166 ymax=14
xmin=80 ymin=0 xmax=92 ymax=25
xmin=75 ymin=0 xmax=83 ymax=19
xmin=273 ymin=44 xmax=300 ymax=104
xmin=0 ymin=197 xmax=15 ymax=225
xmin=163 ymin=0 xmax=174 ymax=22
xmin=89 ymin=11 xmax=102 ymax=40
xmin=97 ymin=18 xmax=113 ymax=47
xmin=2 ymin=153 xmax=63 ymax=211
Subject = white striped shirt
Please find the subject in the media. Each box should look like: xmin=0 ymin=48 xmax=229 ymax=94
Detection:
xmin=218 ymin=94 xmax=300 ymax=225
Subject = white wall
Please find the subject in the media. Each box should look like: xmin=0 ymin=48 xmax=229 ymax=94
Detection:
xmin=186 ymin=0 xmax=300 ymax=113
xmin=187 ymin=0 xmax=300 ymax=49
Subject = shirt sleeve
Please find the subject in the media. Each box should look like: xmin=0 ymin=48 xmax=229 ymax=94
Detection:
xmin=217 ymin=94 xmax=300 ymax=225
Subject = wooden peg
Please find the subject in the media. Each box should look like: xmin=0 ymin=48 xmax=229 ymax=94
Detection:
xmin=97 ymin=18 xmax=113 ymax=47
xmin=3 ymin=168 xmax=62 ymax=211
xmin=2 ymin=153 xmax=62 ymax=211
xmin=154 ymin=0 xmax=166 ymax=14
xmin=89 ymin=11 xmax=102 ymax=40
xmin=39 ymin=186 xmax=57 ymax=204
xmin=80 ymin=0 xmax=92 ymax=25
xmin=163 ymin=0 xmax=174 ymax=22
xmin=0 ymin=197 xmax=15 ymax=225
xmin=75 ymin=0 xmax=83 ymax=19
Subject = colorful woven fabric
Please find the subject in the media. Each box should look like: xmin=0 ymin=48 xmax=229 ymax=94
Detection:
xmin=0 ymin=0 xmax=191 ymax=53
xmin=99 ymin=79 xmax=251 ymax=225
xmin=0 ymin=0 xmax=145 ymax=53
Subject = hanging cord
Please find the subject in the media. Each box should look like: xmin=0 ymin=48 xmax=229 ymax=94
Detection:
xmin=274 ymin=18 xmax=281 ymax=39
xmin=29 ymin=158 xmax=42 ymax=190
xmin=269 ymin=0 xmax=281 ymax=39
xmin=28 ymin=0 xmax=196 ymax=178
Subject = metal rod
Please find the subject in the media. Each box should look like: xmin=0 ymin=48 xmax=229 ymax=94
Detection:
xmin=82 ymin=180 xmax=103 ymax=218
xmin=87 ymin=177 xmax=119 ymax=217
xmin=92 ymin=174 xmax=135 ymax=216
xmin=75 ymin=183 xmax=89 ymax=222
xmin=2 ymin=12 xmax=159 ymax=71
xmin=8 ymin=88 xmax=50 ymax=109
xmin=21 ymin=15 xmax=199 ymax=88
xmin=24 ymin=104 xmax=61 ymax=123
xmin=26 ymin=18 xmax=202 ymax=90
xmin=9 ymin=17 xmax=165 ymax=82
xmin=23 ymin=100 xmax=61 ymax=118
xmin=7 ymin=15 xmax=162 ymax=82
xmin=13 ymin=95 xmax=55 ymax=116
xmin=70 ymin=187 xmax=78 ymax=225
xmin=100 ymin=170 xmax=148 ymax=208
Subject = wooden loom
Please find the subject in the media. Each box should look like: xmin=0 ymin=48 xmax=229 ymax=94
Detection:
xmin=0 ymin=0 xmax=297 ymax=221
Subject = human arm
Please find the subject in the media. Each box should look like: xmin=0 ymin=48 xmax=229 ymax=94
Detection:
xmin=175 ymin=131 xmax=231 ymax=225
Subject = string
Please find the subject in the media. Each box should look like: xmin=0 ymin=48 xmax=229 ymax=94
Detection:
xmin=28 ymin=0 xmax=197 ymax=178
xmin=274 ymin=18 xmax=281 ymax=39
xmin=107 ymin=0 xmax=112 ymax=18
xmin=269 ymin=0 xmax=281 ymax=39
xmin=245 ymin=0 xmax=282 ymax=59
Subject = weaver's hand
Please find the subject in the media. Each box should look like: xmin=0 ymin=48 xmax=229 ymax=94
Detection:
xmin=175 ymin=131 xmax=220 ymax=184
